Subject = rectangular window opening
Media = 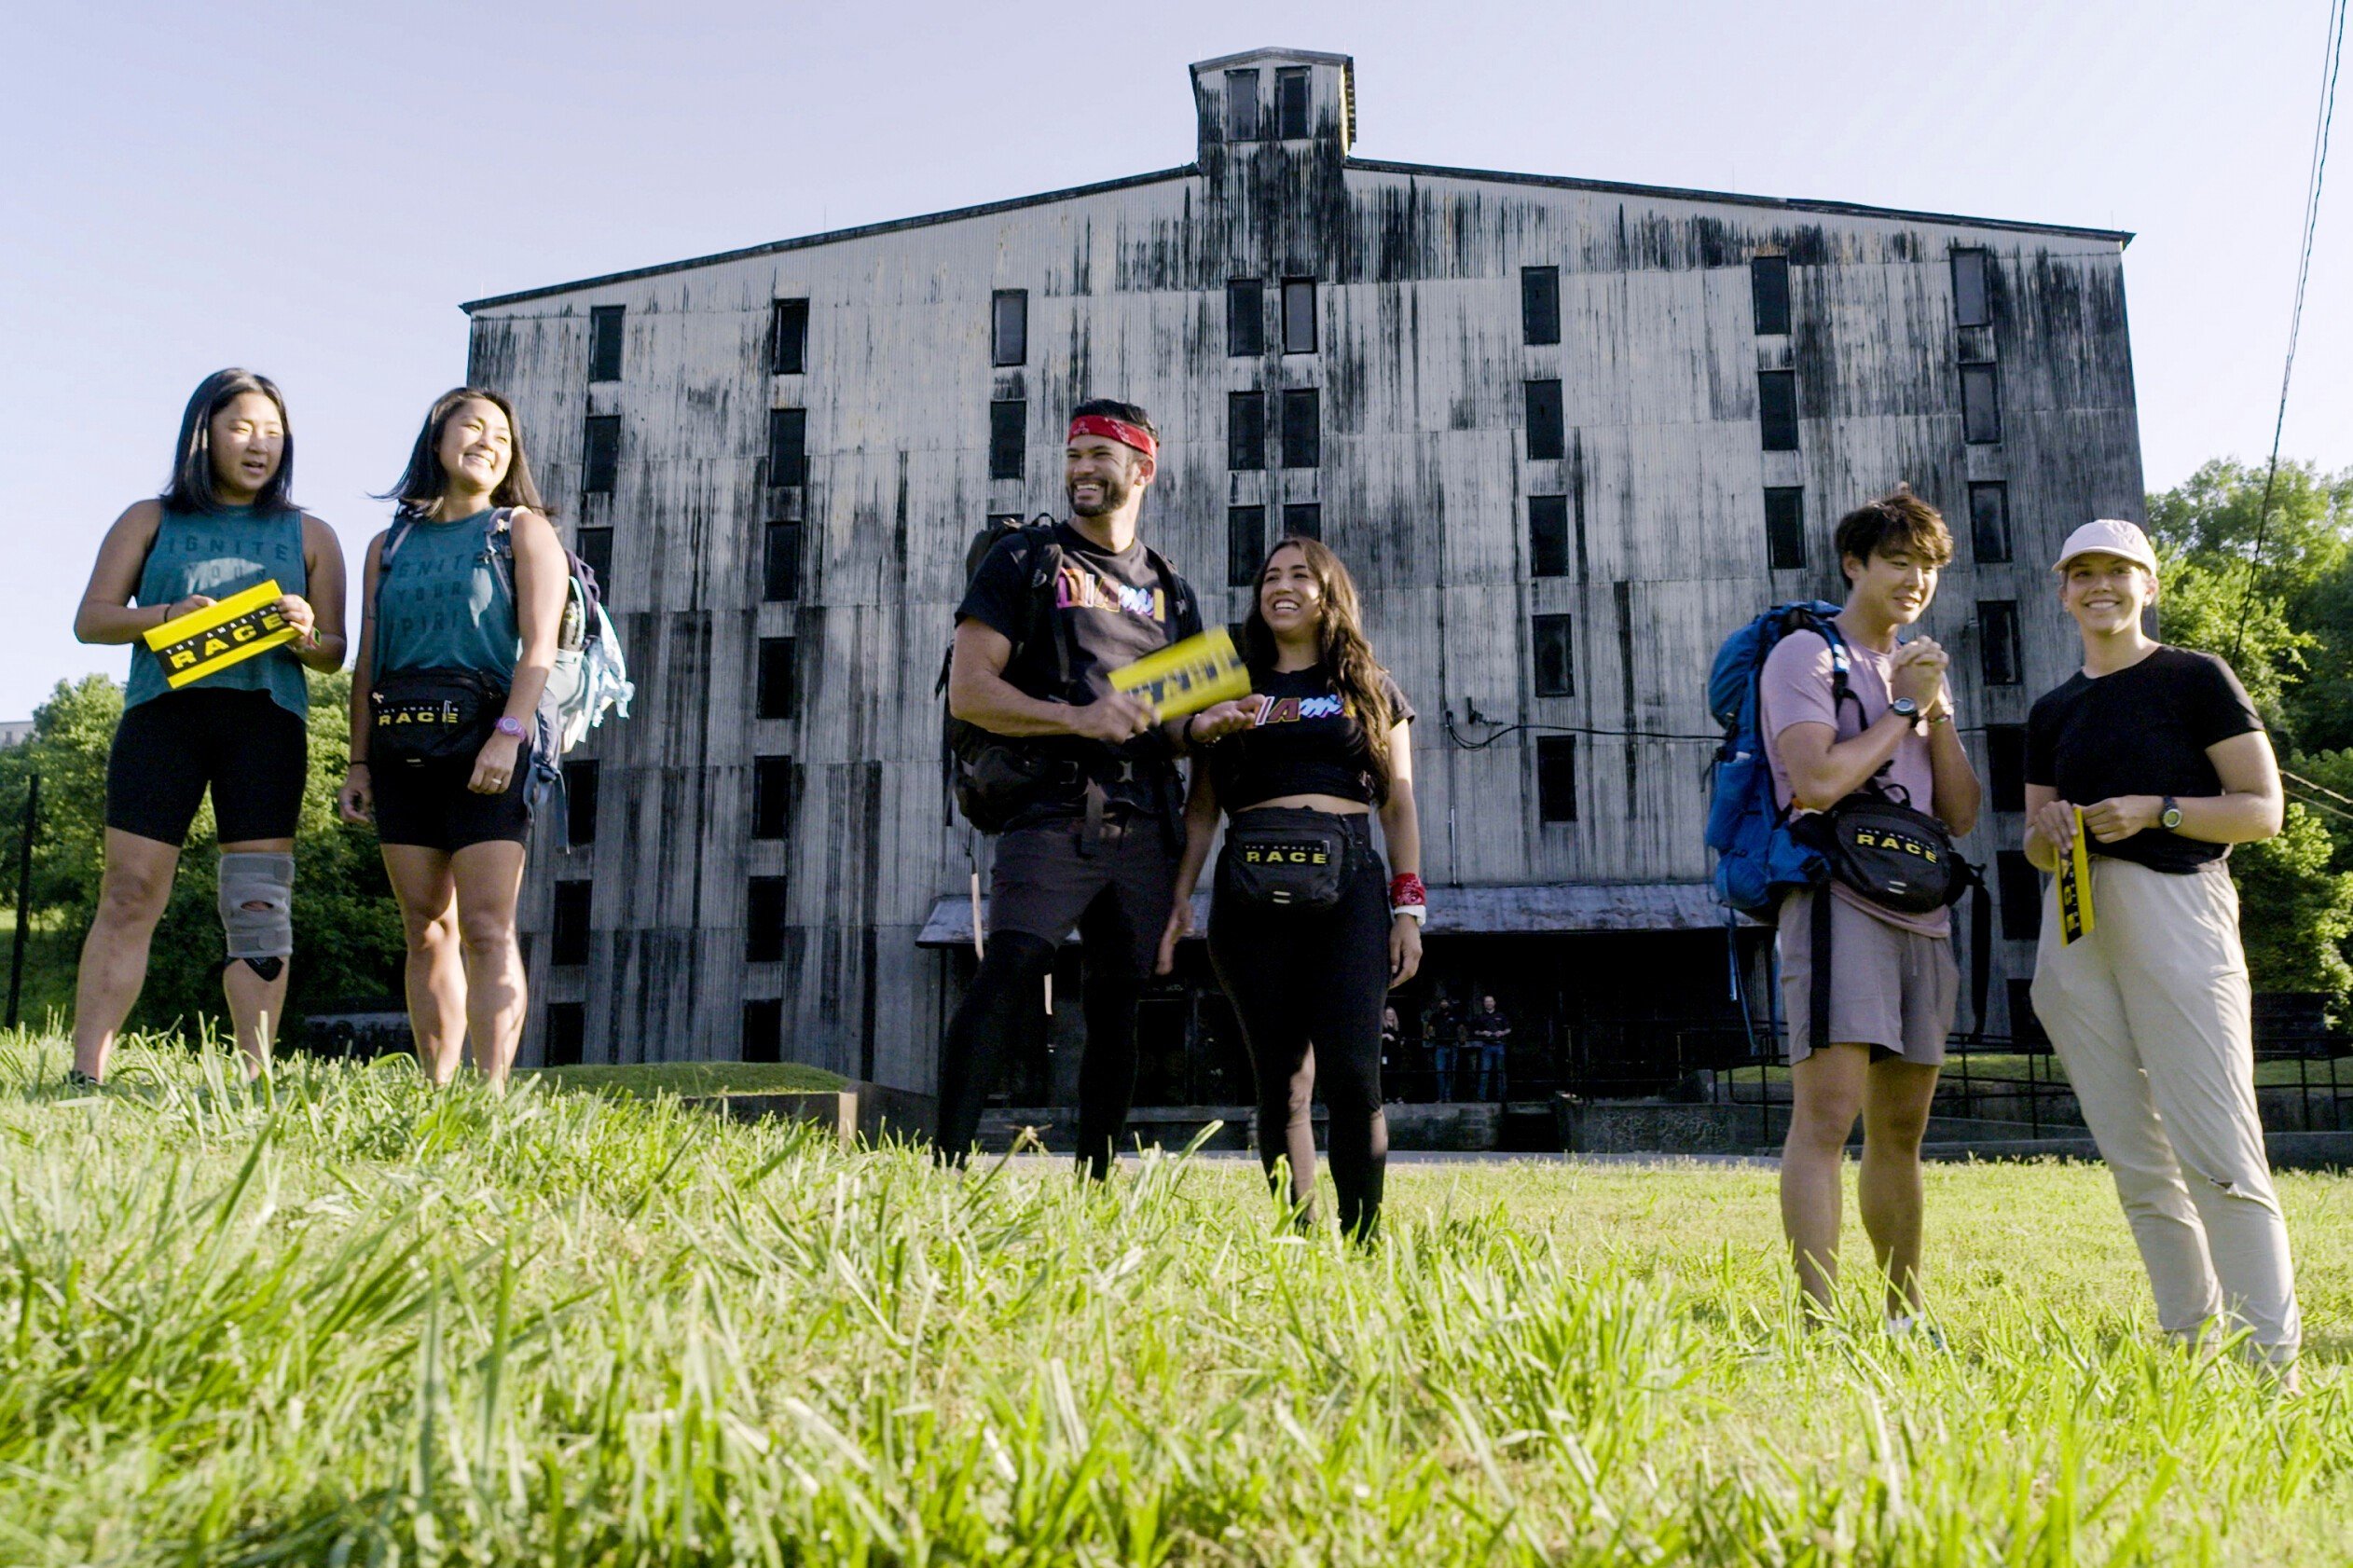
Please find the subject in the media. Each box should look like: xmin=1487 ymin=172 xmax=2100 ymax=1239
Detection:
xmin=771 ymin=298 xmax=809 ymax=375
xmin=752 ymin=755 xmax=793 ymax=841
xmin=1227 ymin=505 xmax=1266 ymax=587
xmin=991 ymin=289 xmax=1027 ymax=367
xmin=1281 ymin=502 xmax=1322 ymax=542
xmin=742 ymin=998 xmax=783 ymax=1064
xmin=1756 ymin=370 xmax=1799 ymax=451
xmin=1997 ymin=851 xmax=2042 ymax=942
xmin=1279 ymin=387 xmax=1320 ymax=469
xmin=1524 ymin=379 xmax=1565 ymax=461
xmin=583 ymin=415 xmax=620 ymax=495
xmin=1952 ymin=249 xmax=1992 ymax=329
xmin=1750 ymin=255 xmax=1791 ymax=336
xmin=1987 ymin=723 xmax=2027 ymax=814
xmin=1528 ymin=495 xmax=1571 ymax=578
xmin=1961 ymin=363 xmax=2002 ymax=445
xmin=1521 ymin=266 xmax=1561 ymax=346
xmin=1276 ymin=68 xmax=1310 ymax=138
xmin=575 ymin=527 xmax=613 ymax=600
xmin=544 ymin=1002 xmax=585 ymax=1067
xmin=1969 ymin=481 xmax=2012 ymax=564
xmin=1281 ymin=279 xmax=1316 ymax=354
xmin=766 ymin=406 xmax=806 ymax=488
xmin=588 ymin=305 xmax=625 ymax=382
xmin=2007 ymin=976 xmax=2049 ymax=1045
xmin=1226 ymin=279 xmax=1264 ymax=356
xmin=763 ymin=519 xmax=802 ymax=602
xmin=1537 ymin=735 xmax=1578 ymax=822
xmin=1978 ymin=600 xmax=2022 ymax=687
xmin=1764 ymin=487 xmax=1806 ymax=571
xmin=988 ymin=398 xmax=1025 ymax=480
xmin=1227 ymin=391 xmax=1265 ymax=471
xmin=1533 ymin=614 xmax=1576 ymax=698
xmin=1225 ymin=68 xmax=1259 ymax=141
xmin=562 ymin=759 xmax=599 ymax=846
xmin=747 ymin=876 xmax=788 ymax=964
xmin=758 ymin=636 xmax=797 ymax=720
xmin=550 ymin=880 xmax=592 ymax=968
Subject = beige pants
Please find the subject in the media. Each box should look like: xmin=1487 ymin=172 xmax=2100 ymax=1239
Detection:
xmin=2030 ymin=858 xmax=2300 ymax=1357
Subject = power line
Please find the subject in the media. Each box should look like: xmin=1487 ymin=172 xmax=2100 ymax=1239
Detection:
xmin=2234 ymin=0 xmax=2346 ymax=658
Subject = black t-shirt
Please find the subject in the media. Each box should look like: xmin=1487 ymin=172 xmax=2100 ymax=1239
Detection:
xmin=955 ymin=523 xmax=1203 ymax=806
xmin=2024 ymin=646 xmax=2264 ymax=873
xmin=1207 ymin=661 xmax=1415 ymax=810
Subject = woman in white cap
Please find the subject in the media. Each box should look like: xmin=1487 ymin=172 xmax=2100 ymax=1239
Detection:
xmin=2023 ymin=517 xmax=2300 ymax=1372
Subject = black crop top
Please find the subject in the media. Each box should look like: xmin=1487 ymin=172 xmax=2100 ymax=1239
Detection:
xmin=1207 ymin=663 xmax=1415 ymax=810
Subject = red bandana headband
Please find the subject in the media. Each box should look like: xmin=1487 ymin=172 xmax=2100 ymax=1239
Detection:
xmin=1068 ymin=414 xmax=1156 ymax=459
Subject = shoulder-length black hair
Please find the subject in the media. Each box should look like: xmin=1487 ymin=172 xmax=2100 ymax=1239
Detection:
xmin=378 ymin=386 xmax=548 ymax=516
xmin=160 ymin=368 xmax=296 ymax=514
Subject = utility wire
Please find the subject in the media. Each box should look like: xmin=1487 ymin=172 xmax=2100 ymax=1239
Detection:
xmin=2234 ymin=0 xmax=2346 ymax=659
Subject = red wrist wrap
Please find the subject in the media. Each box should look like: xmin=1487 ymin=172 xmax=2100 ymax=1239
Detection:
xmin=1389 ymin=873 xmax=1426 ymax=910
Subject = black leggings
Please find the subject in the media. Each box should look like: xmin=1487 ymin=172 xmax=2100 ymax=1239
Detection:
xmin=932 ymin=901 xmax=1147 ymax=1179
xmin=1207 ymin=810 xmax=1392 ymax=1237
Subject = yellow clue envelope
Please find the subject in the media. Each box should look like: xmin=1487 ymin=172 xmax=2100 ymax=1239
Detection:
xmin=1108 ymin=626 xmax=1251 ymax=722
xmin=2057 ymin=805 xmax=2097 ymax=945
xmin=142 ymin=580 xmax=297 ymax=690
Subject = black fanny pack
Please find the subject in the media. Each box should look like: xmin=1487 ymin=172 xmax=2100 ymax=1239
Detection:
xmin=371 ymin=667 xmax=509 ymax=766
xmin=1796 ymin=785 xmax=1969 ymax=915
xmin=1223 ymin=810 xmax=1350 ymax=910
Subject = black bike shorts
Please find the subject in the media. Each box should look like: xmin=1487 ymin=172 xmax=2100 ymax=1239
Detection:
xmin=371 ymin=745 xmax=535 ymax=853
xmin=106 ymin=688 xmax=308 ymax=846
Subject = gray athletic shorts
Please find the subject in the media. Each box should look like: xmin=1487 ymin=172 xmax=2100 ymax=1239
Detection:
xmin=988 ymin=814 xmax=1176 ymax=979
xmin=1777 ymin=888 xmax=1958 ymax=1066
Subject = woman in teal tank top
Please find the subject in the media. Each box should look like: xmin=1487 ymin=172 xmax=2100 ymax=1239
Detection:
xmin=66 ymin=369 xmax=350 ymax=1086
xmin=341 ymin=387 xmax=567 ymax=1090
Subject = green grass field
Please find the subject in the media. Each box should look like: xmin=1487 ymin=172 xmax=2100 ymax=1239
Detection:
xmin=4 ymin=1030 xmax=2348 ymax=1565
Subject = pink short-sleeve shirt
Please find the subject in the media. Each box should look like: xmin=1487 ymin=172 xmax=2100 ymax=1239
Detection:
xmin=1758 ymin=626 xmax=1949 ymax=937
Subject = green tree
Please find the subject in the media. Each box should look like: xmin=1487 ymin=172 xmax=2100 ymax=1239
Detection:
xmin=0 ymin=672 xmax=403 ymax=1038
xmin=2230 ymin=805 xmax=2353 ymax=1000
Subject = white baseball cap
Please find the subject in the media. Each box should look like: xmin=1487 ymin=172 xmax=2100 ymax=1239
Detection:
xmin=2053 ymin=518 xmax=2159 ymax=576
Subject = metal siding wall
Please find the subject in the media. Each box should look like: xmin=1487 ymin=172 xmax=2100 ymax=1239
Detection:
xmin=482 ymin=123 xmax=2140 ymax=1080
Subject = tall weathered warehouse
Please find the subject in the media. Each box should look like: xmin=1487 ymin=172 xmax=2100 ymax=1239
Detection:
xmin=464 ymin=48 xmax=2139 ymax=1097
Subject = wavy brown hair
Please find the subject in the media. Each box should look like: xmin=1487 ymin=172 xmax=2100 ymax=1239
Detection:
xmin=1241 ymin=536 xmax=1397 ymax=802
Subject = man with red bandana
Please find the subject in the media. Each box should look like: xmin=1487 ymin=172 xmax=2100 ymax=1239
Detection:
xmin=934 ymin=399 xmax=1256 ymax=1176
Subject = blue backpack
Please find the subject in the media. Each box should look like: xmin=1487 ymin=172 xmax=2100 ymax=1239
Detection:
xmin=1705 ymin=601 xmax=1847 ymax=915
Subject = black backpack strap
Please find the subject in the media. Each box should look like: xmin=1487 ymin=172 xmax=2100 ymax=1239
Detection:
xmin=1809 ymin=881 xmax=1833 ymax=1064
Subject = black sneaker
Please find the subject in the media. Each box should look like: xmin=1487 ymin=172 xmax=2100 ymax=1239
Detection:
xmin=62 ymin=1068 xmax=102 ymax=1090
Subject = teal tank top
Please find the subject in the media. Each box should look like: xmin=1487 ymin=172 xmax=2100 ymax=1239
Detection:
xmin=125 ymin=505 xmax=310 ymax=717
xmin=374 ymin=509 xmax=518 ymax=680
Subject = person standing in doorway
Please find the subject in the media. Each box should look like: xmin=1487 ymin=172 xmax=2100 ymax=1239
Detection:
xmin=932 ymin=401 xmax=1254 ymax=1176
xmin=1468 ymin=993 xmax=1512 ymax=1102
xmin=68 ymin=369 xmax=348 ymax=1083
xmin=1424 ymin=992 xmax=1463 ymax=1102
xmin=1380 ymin=1005 xmax=1403 ymax=1101
xmin=338 ymin=389 xmax=567 ymax=1091
xmin=1159 ymin=536 xmax=1425 ymax=1240
xmin=1762 ymin=489 xmax=1978 ymax=1329
xmin=2025 ymin=519 xmax=2300 ymax=1373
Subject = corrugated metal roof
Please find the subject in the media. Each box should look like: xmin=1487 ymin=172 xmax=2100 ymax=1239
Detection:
xmin=915 ymin=881 xmax=1740 ymax=949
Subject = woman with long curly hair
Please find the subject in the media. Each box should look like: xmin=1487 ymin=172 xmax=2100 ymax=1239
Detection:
xmin=1157 ymin=536 xmax=1424 ymax=1239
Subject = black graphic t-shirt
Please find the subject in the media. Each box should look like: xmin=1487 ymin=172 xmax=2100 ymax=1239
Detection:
xmin=2025 ymin=646 xmax=2263 ymax=873
xmin=1208 ymin=662 xmax=1415 ymax=810
xmin=956 ymin=523 xmax=1203 ymax=807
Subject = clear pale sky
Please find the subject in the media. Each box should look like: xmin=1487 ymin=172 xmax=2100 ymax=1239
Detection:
xmin=2 ymin=0 xmax=2343 ymax=722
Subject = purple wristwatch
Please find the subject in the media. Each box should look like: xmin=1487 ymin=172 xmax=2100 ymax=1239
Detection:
xmin=494 ymin=716 xmax=528 ymax=740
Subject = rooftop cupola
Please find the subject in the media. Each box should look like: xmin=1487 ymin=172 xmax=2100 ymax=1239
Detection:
xmin=1189 ymin=48 xmax=1355 ymax=163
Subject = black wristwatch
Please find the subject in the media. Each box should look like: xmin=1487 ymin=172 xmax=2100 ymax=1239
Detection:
xmin=2160 ymin=795 xmax=2182 ymax=831
xmin=1889 ymin=696 xmax=1922 ymax=731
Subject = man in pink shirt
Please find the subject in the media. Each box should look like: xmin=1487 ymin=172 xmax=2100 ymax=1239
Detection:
xmin=1759 ymin=488 xmax=1981 ymax=1329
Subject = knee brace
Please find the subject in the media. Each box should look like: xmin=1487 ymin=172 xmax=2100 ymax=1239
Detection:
xmin=218 ymin=852 xmax=295 ymax=980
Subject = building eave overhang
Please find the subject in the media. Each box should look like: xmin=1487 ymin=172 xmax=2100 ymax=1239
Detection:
xmin=1345 ymin=157 xmax=2134 ymax=247
xmin=916 ymin=881 xmax=1749 ymax=949
xmin=461 ymin=163 xmax=1202 ymax=313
